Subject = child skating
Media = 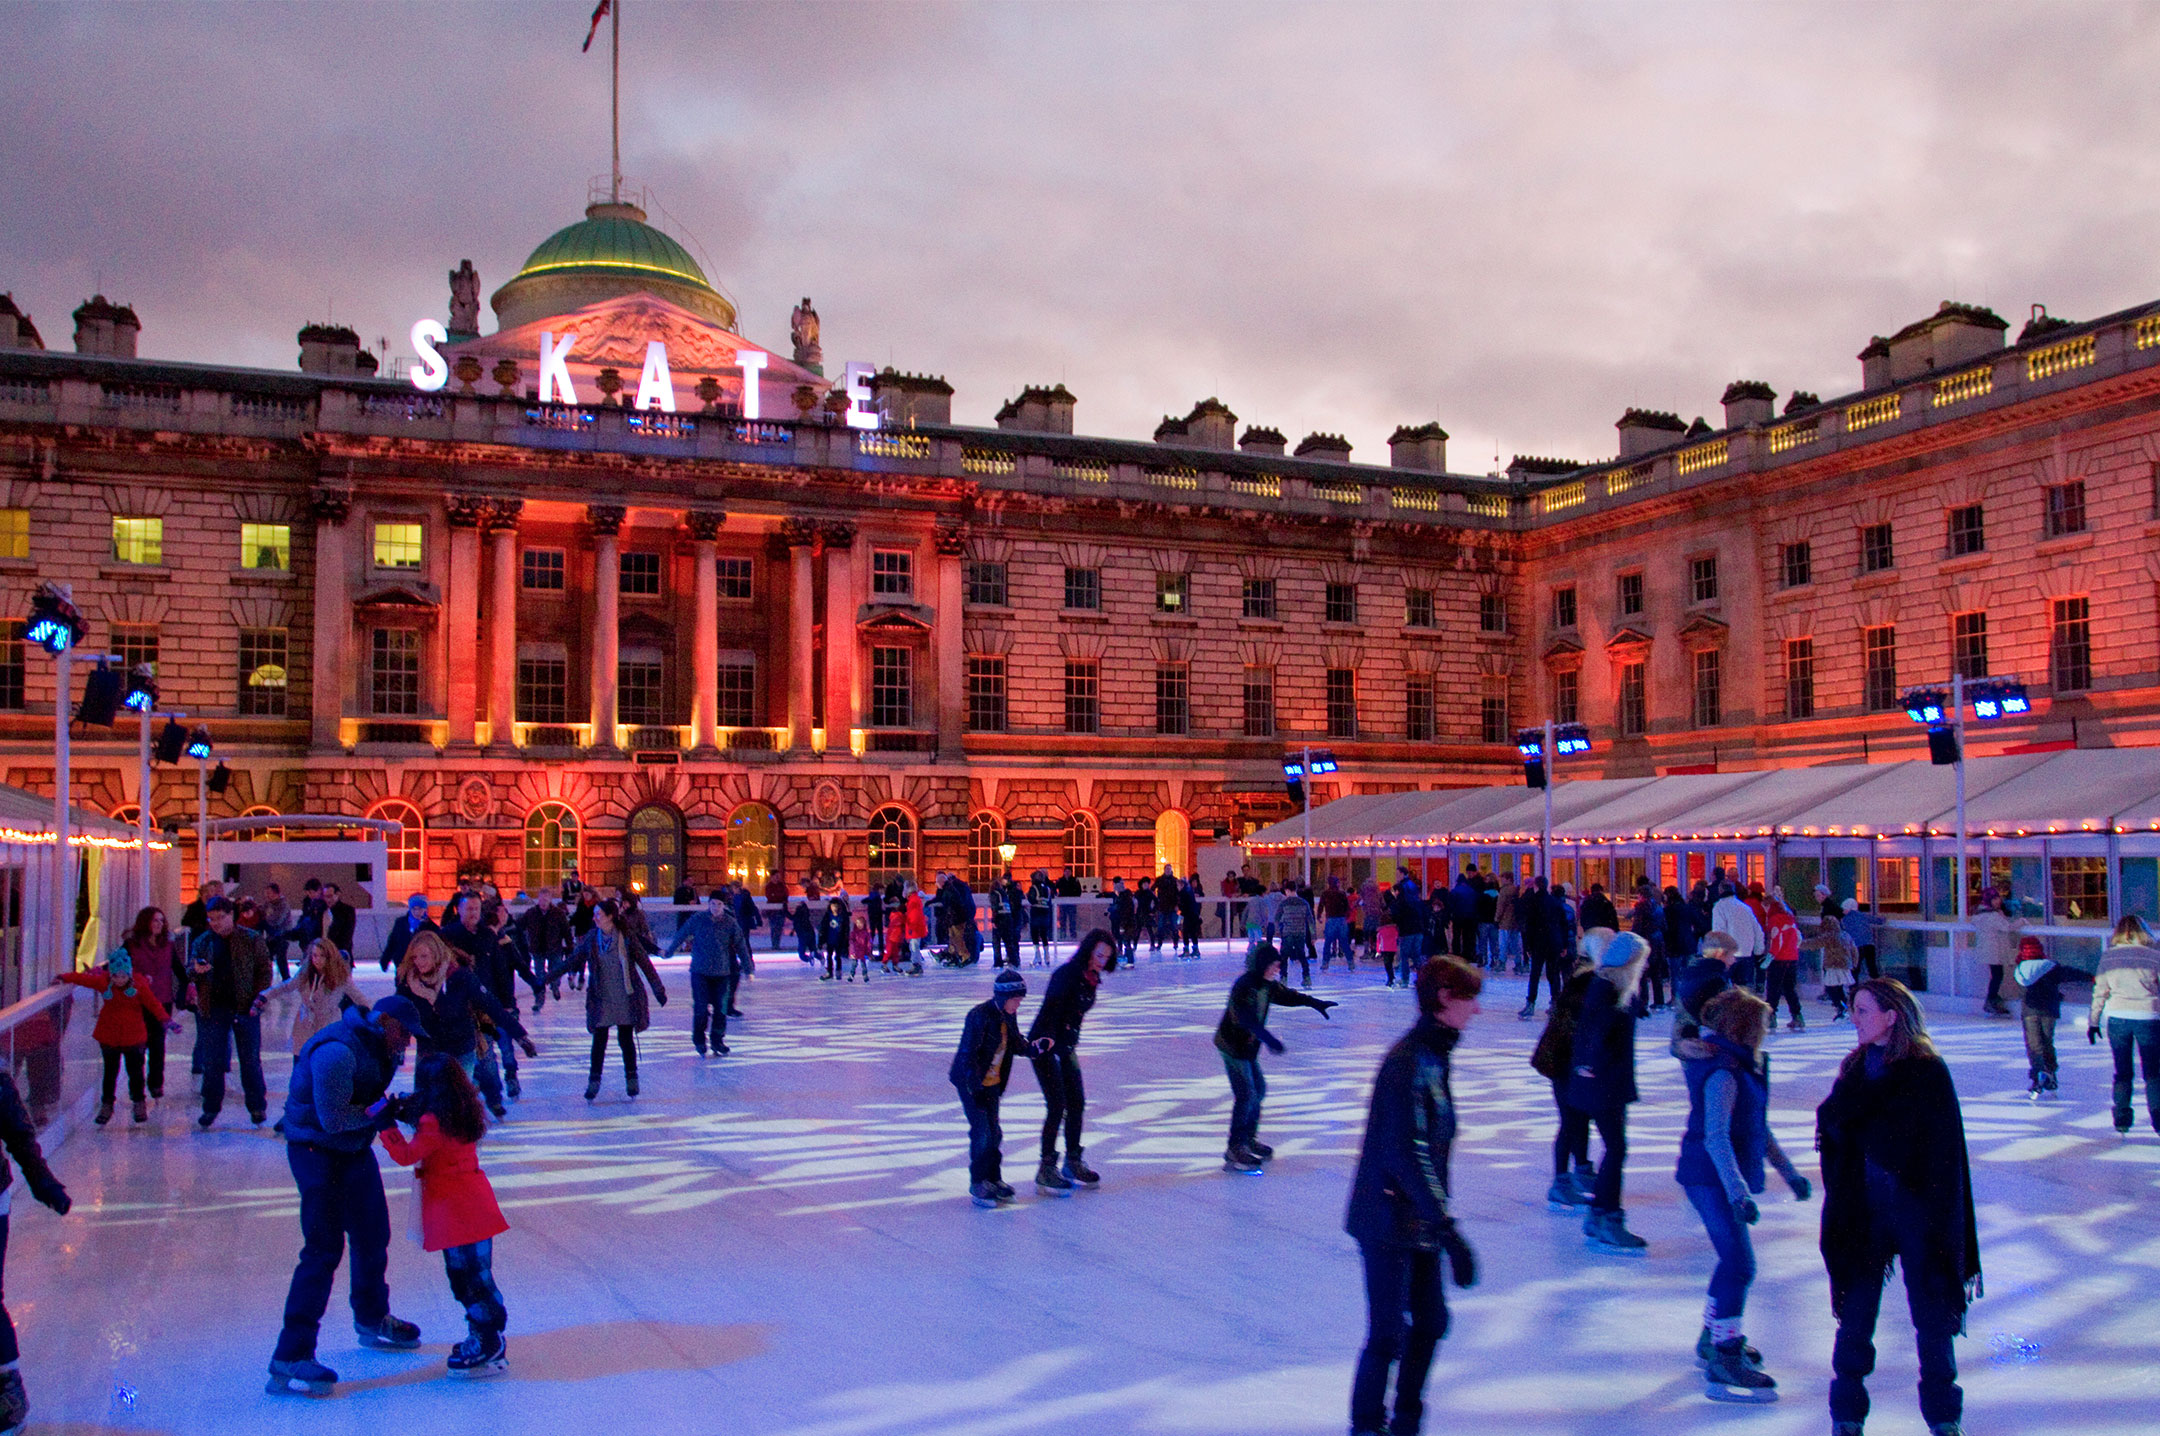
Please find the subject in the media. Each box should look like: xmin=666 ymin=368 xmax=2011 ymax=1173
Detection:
xmin=949 ymin=968 xmax=1053 ymax=1206
xmin=56 ymin=949 xmax=177 ymax=1125
xmin=847 ymin=910 xmax=874 ymax=981
xmin=1214 ymin=941 xmax=1335 ymax=1172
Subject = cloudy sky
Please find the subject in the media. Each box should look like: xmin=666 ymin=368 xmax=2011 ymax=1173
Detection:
xmin=5 ymin=1 xmax=2157 ymax=466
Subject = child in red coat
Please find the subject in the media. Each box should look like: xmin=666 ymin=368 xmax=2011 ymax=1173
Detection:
xmin=377 ymin=1053 xmax=511 ymax=1376
xmin=56 ymin=949 xmax=175 ymax=1125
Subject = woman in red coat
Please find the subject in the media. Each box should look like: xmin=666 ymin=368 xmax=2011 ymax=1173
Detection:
xmin=377 ymin=1053 xmax=511 ymax=1377
xmin=57 ymin=949 xmax=174 ymax=1126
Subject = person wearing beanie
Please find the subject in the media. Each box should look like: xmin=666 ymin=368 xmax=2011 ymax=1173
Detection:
xmin=1214 ymin=941 xmax=1337 ymax=1173
xmin=1028 ymin=932 xmax=1116 ymax=1194
xmin=1569 ymin=930 xmax=1652 ymax=1252
xmin=2015 ymin=933 xmax=2086 ymax=1099
xmin=56 ymin=948 xmax=176 ymax=1125
xmin=949 ymin=967 xmax=1051 ymax=1206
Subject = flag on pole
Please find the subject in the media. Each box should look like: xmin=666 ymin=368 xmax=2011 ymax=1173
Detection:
xmin=582 ymin=0 xmax=612 ymax=52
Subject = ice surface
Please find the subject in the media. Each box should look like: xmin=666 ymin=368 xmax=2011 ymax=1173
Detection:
xmin=21 ymin=944 xmax=2160 ymax=1434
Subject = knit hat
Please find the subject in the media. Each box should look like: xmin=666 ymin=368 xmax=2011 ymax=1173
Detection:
xmin=1600 ymin=931 xmax=1650 ymax=968
xmin=993 ymin=968 xmax=1027 ymax=1000
xmin=2016 ymin=934 xmax=2045 ymax=961
xmin=106 ymin=948 xmax=134 ymax=982
xmin=406 ymin=892 xmax=429 ymax=911
xmin=1841 ymin=898 xmax=1858 ymax=914
xmin=371 ymin=993 xmax=425 ymax=1035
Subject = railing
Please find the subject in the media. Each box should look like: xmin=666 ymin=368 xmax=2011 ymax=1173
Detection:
xmin=1675 ymin=438 xmax=1728 ymax=477
xmin=514 ymin=722 xmax=590 ymax=749
xmin=102 ymin=382 xmax=182 ymax=413
xmin=721 ymin=726 xmax=784 ymax=751
xmin=522 ymin=403 xmax=594 ymax=432
xmin=1931 ymin=366 xmax=1993 ymax=407
xmin=865 ymin=730 xmax=934 ymax=753
xmin=1389 ymin=486 xmax=1444 ymax=512
xmin=0 ymin=378 xmax=51 ymax=406
xmin=1602 ymin=465 xmax=1645 ymax=496
xmin=732 ymin=421 xmax=794 ymax=446
xmin=1465 ymin=492 xmax=1510 ymax=519
xmin=1766 ymin=417 xmax=1820 ymax=454
xmin=2028 ymin=333 xmax=2096 ymax=381
xmin=626 ymin=724 xmax=686 ymax=752
xmin=1309 ymin=480 xmax=1364 ymax=504
xmin=857 ymin=430 xmax=933 ymax=460
xmin=962 ymin=446 xmax=1017 ymax=475
xmin=0 ymin=985 xmax=97 ymax=1137
xmin=1146 ymin=466 xmax=1200 ymax=491
xmin=625 ymin=411 xmax=695 ymax=440
xmin=2138 ymin=315 xmax=2160 ymax=351
xmin=231 ymin=393 xmax=312 ymax=422
xmin=1051 ymin=458 xmax=1111 ymax=483
xmin=1538 ymin=481 xmax=1587 ymax=514
xmin=362 ymin=392 xmax=446 ymax=421
xmin=1844 ymin=392 xmax=1901 ymax=432
xmin=1228 ymin=475 xmax=1281 ymax=499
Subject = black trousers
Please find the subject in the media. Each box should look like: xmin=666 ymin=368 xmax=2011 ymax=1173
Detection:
xmin=145 ymin=1018 xmax=167 ymax=1098
xmin=1830 ymin=1194 xmax=1963 ymax=1428
xmin=275 ymin=1142 xmax=391 ymax=1361
xmin=100 ymin=1043 xmax=147 ymax=1103
xmin=1523 ymin=946 xmax=1565 ymax=1009
xmin=1551 ymin=1080 xmax=1589 ymax=1177
xmin=689 ymin=973 xmax=727 ymax=1052
xmin=1766 ymin=961 xmax=1802 ymax=1023
xmin=1586 ymin=1103 xmax=1628 ymax=1212
xmin=993 ymin=921 xmax=1021 ymax=967
xmin=1350 ymin=1240 xmax=1449 ymax=1436
xmin=1031 ymin=1048 xmax=1085 ymax=1162
xmin=588 ymin=1025 xmax=638 ymax=1082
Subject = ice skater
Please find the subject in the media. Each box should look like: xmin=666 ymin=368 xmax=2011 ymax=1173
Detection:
xmin=56 ymin=948 xmax=175 ymax=1126
xmin=1674 ymin=988 xmax=1811 ymax=1402
xmin=1570 ymin=930 xmax=1650 ymax=1253
xmin=377 ymin=1053 xmax=513 ymax=1376
xmin=846 ymin=909 xmax=875 ymax=981
xmin=1529 ymin=950 xmax=1596 ymax=1210
xmin=1344 ymin=956 xmax=1482 ymax=1436
xmin=2014 ymin=934 xmax=2084 ymax=1099
xmin=2090 ymin=914 xmax=2160 ymax=1134
xmin=1028 ymin=930 xmax=1115 ymax=1195
xmin=1215 ymin=940 xmax=1336 ymax=1173
xmin=0 ymin=1067 xmax=70 ymax=1435
xmin=950 ymin=967 xmax=1053 ymax=1206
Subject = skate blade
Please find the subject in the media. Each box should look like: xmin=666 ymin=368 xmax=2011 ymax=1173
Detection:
xmin=1586 ymin=1241 xmax=1649 ymax=1258
xmin=265 ymin=1376 xmax=336 ymax=1398
xmin=449 ymin=1361 xmax=507 ymax=1379
xmin=1034 ymin=1183 xmax=1074 ymax=1198
xmin=971 ymin=1195 xmax=1000 ymax=1208
xmin=1704 ymin=1382 xmax=1779 ymax=1404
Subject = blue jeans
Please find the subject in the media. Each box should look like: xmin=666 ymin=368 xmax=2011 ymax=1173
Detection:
xmin=2108 ymin=1018 xmax=2160 ymax=1131
xmin=1321 ymin=917 xmax=1351 ymax=968
xmin=1222 ymin=1053 xmax=1265 ymax=1150
xmin=1351 ymin=1241 xmax=1447 ymax=1436
xmin=198 ymin=1009 xmax=266 ymax=1119
xmin=1398 ymin=932 xmax=1425 ymax=975
xmin=444 ymin=1238 xmax=506 ymax=1343
xmin=1683 ymin=1182 xmax=1755 ymax=1321
xmin=274 ymin=1142 xmax=392 ymax=1361
xmin=957 ymin=1084 xmax=1004 ymax=1184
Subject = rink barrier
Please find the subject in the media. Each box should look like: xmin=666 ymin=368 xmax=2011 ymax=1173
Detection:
xmin=0 ymin=982 xmax=98 ymax=1140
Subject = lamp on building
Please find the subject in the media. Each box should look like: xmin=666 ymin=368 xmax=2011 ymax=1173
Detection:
xmin=997 ymin=842 xmax=1017 ymax=864
xmin=121 ymin=664 xmax=158 ymax=714
xmin=25 ymin=582 xmax=83 ymax=655
xmin=155 ymin=718 xmax=189 ymax=764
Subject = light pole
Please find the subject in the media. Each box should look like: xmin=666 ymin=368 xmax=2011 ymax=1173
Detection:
xmin=185 ymin=726 xmax=215 ymax=893
xmin=1517 ymin=721 xmax=1591 ymax=883
xmin=120 ymin=664 xmax=178 ymax=910
xmin=1282 ymin=747 xmax=1338 ymax=887
xmin=26 ymin=582 xmax=103 ymax=974
xmin=1903 ymin=675 xmax=2029 ymax=958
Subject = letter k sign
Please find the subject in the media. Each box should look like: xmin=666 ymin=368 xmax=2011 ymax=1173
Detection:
xmin=538 ymin=333 xmax=579 ymax=405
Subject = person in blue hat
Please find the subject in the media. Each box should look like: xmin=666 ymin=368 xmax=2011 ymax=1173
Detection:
xmin=949 ymin=966 xmax=1051 ymax=1207
xmin=378 ymin=893 xmax=438 ymax=975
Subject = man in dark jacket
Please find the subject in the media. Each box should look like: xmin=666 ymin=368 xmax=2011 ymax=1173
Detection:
xmin=0 ymin=1067 xmax=69 ymax=1429
xmin=516 ymin=889 xmax=575 ymax=1009
xmin=1673 ymin=932 xmax=1742 ymax=1050
xmin=189 ymin=899 xmax=275 ymax=1128
xmin=1028 ymin=931 xmax=1113 ymax=1194
xmin=378 ymin=893 xmax=437 ymax=975
xmin=1216 ymin=942 xmax=1335 ymax=1171
xmin=951 ymin=967 xmax=1053 ymax=1206
xmin=668 ymin=889 xmax=754 ymax=1056
xmin=1345 ymin=955 xmax=1482 ymax=1436
xmin=1579 ymin=883 xmax=1619 ymax=934
xmin=267 ymin=995 xmax=424 ymax=1397
xmin=322 ymin=882 xmax=356 ymax=956
xmin=1108 ymin=879 xmax=1138 ymax=963
xmin=1520 ymin=877 xmax=1567 ymax=1019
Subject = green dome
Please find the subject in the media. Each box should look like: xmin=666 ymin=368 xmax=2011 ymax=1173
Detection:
xmin=490 ymin=200 xmax=736 ymax=332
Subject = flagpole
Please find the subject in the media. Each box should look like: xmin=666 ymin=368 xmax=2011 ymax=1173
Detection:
xmin=611 ymin=0 xmax=622 ymax=203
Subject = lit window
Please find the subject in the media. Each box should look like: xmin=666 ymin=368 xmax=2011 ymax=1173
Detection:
xmin=112 ymin=516 xmax=163 ymax=566
xmin=1155 ymin=664 xmax=1188 ymax=736
xmin=524 ymin=802 xmax=580 ymax=890
xmin=1064 ymin=660 xmax=1100 ymax=734
xmin=1156 ymin=572 xmax=1189 ymax=614
xmin=619 ymin=551 xmax=662 ymax=596
xmin=1063 ymin=812 xmax=1099 ymax=880
xmin=369 ymin=799 xmax=424 ymax=876
xmin=240 ymin=522 xmax=291 ymax=571
xmin=965 ymin=561 xmax=1007 ymax=607
xmin=866 ymin=805 xmax=917 ymax=887
xmin=238 ymin=628 xmax=288 ymax=715
xmin=966 ymin=656 xmax=1007 ymax=732
xmin=373 ymin=521 xmax=423 ymax=570
xmin=0 ymin=508 xmax=28 ymax=560
xmin=521 ymin=548 xmax=566 ymax=590
xmin=968 ymin=811 xmax=1006 ymax=890
xmin=716 ymin=557 xmax=754 ymax=601
xmin=870 ymin=646 xmax=913 ymax=727
xmin=872 ymin=549 xmax=914 ymax=598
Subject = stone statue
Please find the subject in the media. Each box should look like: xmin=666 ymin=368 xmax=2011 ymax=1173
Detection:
xmin=790 ymin=296 xmax=822 ymax=372
xmin=448 ymin=260 xmax=481 ymax=339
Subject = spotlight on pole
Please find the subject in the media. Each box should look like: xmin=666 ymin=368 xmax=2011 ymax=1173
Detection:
xmin=155 ymin=718 xmax=188 ymax=764
xmin=1515 ymin=727 xmax=1548 ymax=789
xmin=207 ymin=761 xmax=231 ymax=795
xmin=121 ymin=663 xmax=158 ymax=714
xmin=1901 ymin=686 xmax=1949 ymax=726
xmin=1967 ymin=677 xmax=2030 ymax=720
xmin=25 ymin=581 xmax=83 ymax=655
xmin=184 ymin=725 xmax=213 ymax=761
xmin=76 ymin=663 xmax=122 ymax=726
xmin=1281 ymin=756 xmax=1306 ymax=806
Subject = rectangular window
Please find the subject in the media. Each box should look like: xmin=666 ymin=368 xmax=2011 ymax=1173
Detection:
xmin=521 ymin=548 xmax=566 ymax=591
xmin=0 ymin=622 xmax=24 ymax=710
xmin=966 ymin=656 xmax=1008 ymax=733
xmin=1780 ymin=541 xmax=1812 ymax=589
xmin=1406 ymin=588 xmax=1436 ymax=628
xmin=964 ymin=561 xmax=1008 ymax=607
xmin=1551 ymin=585 xmax=1577 ymax=629
xmin=1241 ymin=666 xmax=1275 ymax=737
xmin=371 ymin=520 xmax=422 ymax=570
xmin=1618 ymin=661 xmax=1647 ymax=736
xmin=619 ymin=551 xmax=662 ymax=597
xmin=870 ymin=646 xmax=914 ymax=726
xmin=112 ymin=516 xmax=163 ymax=566
xmin=1325 ymin=582 xmax=1358 ymax=624
xmin=516 ymin=657 xmax=568 ymax=723
xmin=1553 ymin=669 xmax=1579 ymax=725
xmin=1242 ymin=577 xmax=1277 ymax=620
xmin=1154 ymin=664 xmax=1189 ymax=736
xmin=1617 ymin=571 xmax=1644 ymax=617
xmin=2045 ymin=481 xmax=2087 ymax=539
xmin=240 ymin=522 xmax=291 ymax=571
xmin=369 ymin=628 xmax=421 ymax=715
xmin=0 ymin=508 xmax=26 ymax=561
xmin=1064 ymin=660 xmax=1100 ymax=734
xmin=1952 ymin=611 xmax=1989 ymax=680
xmin=715 ymin=557 xmax=754 ymax=601
xmin=1689 ymin=554 xmax=1720 ymax=605
xmin=2052 ymin=597 xmax=2092 ymax=692
xmin=2051 ymin=854 xmax=2110 ymax=924
xmin=1155 ymin=571 xmax=1189 ymax=614
xmin=1063 ymin=566 xmax=1101 ymax=611
xmin=1861 ymin=522 xmax=1895 ymax=573
xmin=871 ymin=548 xmax=914 ymax=598
xmin=715 ymin=661 xmax=756 ymax=727
xmin=1692 ymin=648 xmax=1722 ymax=727
xmin=618 ymin=658 xmax=665 ymax=725
xmin=1480 ymin=692 xmax=1510 ymax=744
xmin=237 ymin=627 xmax=288 ymax=716
xmin=1863 ymin=625 xmax=1898 ymax=711
xmin=1326 ymin=668 xmax=1358 ymax=738
xmin=112 ymin=624 xmax=158 ymax=678
xmin=1785 ymin=637 xmax=1815 ymax=719
xmin=1947 ymin=504 xmax=1985 ymax=558
xmin=1406 ymin=677 xmax=1435 ymax=741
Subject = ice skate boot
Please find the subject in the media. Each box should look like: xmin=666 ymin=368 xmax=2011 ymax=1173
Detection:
xmin=506 ymin=1072 xmax=521 ymax=1100
xmin=95 ymin=1100 xmax=114 ymax=1126
xmin=1926 ymin=1424 xmax=1962 ymax=1436
xmin=991 ymin=1180 xmax=1018 ymax=1203
xmin=354 ymin=1314 xmax=421 ymax=1349
xmin=1062 ymin=1146 xmax=1101 ymax=1187
xmin=132 ymin=1099 xmax=149 ymax=1123
xmin=1702 ymin=1338 xmax=1777 ymax=1402
xmin=1547 ymin=1176 xmax=1587 ymax=1211
xmin=0 ymin=1365 xmax=24 ymax=1433
xmin=1832 ymin=1423 xmax=1864 ymax=1436
xmin=447 ymin=1334 xmax=507 ymax=1378
xmin=625 ymin=1073 xmax=639 ymax=1098
xmin=969 ymin=1181 xmax=1001 ymax=1208
xmin=265 ymin=1357 xmax=338 ymax=1397
xmin=1584 ymin=1208 xmax=1648 ymax=1254
xmin=584 ymin=1079 xmax=600 ymax=1101
xmin=1247 ymin=1140 xmax=1274 ymax=1159
xmin=1223 ymin=1146 xmax=1263 ymax=1174
xmin=1694 ymin=1326 xmax=1760 ymax=1367
xmin=1034 ymin=1160 xmax=1074 ymax=1197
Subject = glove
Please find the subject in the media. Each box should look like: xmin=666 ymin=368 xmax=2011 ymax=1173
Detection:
xmin=2090 ymin=1023 xmax=2102 ymax=1044
xmin=1734 ymin=1197 xmax=1760 ymax=1226
xmin=1317 ymin=1000 xmax=1337 ymax=1019
xmin=1439 ymin=1221 xmax=1479 ymax=1288
xmin=1264 ymin=1034 xmax=1287 ymax=1055
xmin=32 ymin=1179 xmax=71 ymax=1216
xmin=1788 ymin=1174 xmax=1813 ymax=1202
xmin=519 ymin=1038 xmax=539 ymax=1059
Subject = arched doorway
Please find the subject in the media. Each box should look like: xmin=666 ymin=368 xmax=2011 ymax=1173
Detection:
xmin=1063 ymin=812 xmax=1099 ymax=884
xmin=1154 ymin=810 xmax=1191 ymax=878
xmin=968 ymin=811 xmax=1005 ymax=890
xmin=367 ymin=798 xmax=425 ymax=901
xmin=725 ymin=802 xmax=781 ymax=888
xmin=866 ymin=805 xmax=917 ymax=890
xmin=626 ymin=803 xmax=685 ymax=898
xmin=524 ymin=802 xmax=580 ymax=893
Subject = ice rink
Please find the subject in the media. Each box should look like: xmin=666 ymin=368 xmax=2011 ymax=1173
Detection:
xmin=19 ymin=944 xmax=2160 ymax=1436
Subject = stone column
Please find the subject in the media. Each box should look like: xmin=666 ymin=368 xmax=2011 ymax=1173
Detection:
xmin=588 ymin=504 xmax=625 ymax=749
xmin=687 ymin=510 xmax=725 ymax=752
xmin=781 ymin=518 xmax=818 ymax=752
xmin=308 ymin=485 xmax=353 ymax=751
xmin=485 ymin=498 xmax=524 ymax=751
xmin=445 ymin=494 xmax=487 ymax=748
xmin=933 ymin=521 xmax=969 ymax=755
xmin=822 ymin=522 xmax=859 ymax=748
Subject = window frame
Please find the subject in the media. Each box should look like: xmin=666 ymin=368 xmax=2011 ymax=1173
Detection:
xmin=964 ymin=560 xmax=1008 ymax=608
xmin=714 ymin=555 xmax=755 ymax=602
xmin=1154 ymin=571 xmax=1190 ymax=615
xmin=869 ymin=645 xmax=915 ymax=727
xmin=1616 ymin=571 xmax=1644 ymax=618
xmin=516 ymin=655 xmax=569 ymax=724
xmin=1863 ymin=625 xmax=1899 ymax=711
xmin=1947 ymin=504 xmax=1985 ymax=558
xmin=1063 ymin=565 xmax=1102 ymax=612
xmin=1325 ymin=581 xmax=1358 ymax=625
xmin=1325 ymin=667 xmax=1358 ymax=738
xmin=1779 ymin=540 xmax=1812 ymax=590
xmin=1241 ymin=666 xmax=1275 ymax=738
xmin=1691 ymin=648 xmax=1722 ymax=728
xmin=1952 ymin=611 xmax=1989 ymax=681
xmin=617 ymin=655 xmax=666 ymax=726
xmin=112 ymin=515 xmax=164 ymax=566
xmin=871 ymin=547 xmax=915 ymax=599
xmin=966 ymin=655 xmax=1008 ymax=733
xmin=2052 ymin=596 xmax=2092 ymax=693
xmin=1480 ymin=691 xmax=1510 ymax=745
xmin=1405 ymin=675 xmax=1435 ymax=741
xmin=618 ymin=550 xmax=663 ymax=597
xmin=238 ymin=626 xmax=289 ymax=716
xmin=1241 ymin=576 xmax=1278 ymax=621
xmin=0 ymin=508 xmax=27 ymax=561
xmin=1063 ymin=659 xmax=1100 ymax=735
xmin=1617 ymin=661 xmax=1647 ymax=736
xmin=1406 ymin=587 xmax=1437 ymax=629
xmin=0 ymin=621 xmax=25 ymax=711
xmin=1477 ymin=591 xmax=1506 ymax=633
xmin=1154 ymin=663 xmax=1189 ymax=736
xmin=371 ymin=519 xmax=423 ymax=572
xmin=1861 ymin=522 xmax=1895 ymax=574
xmin=1551 ymin=584 xmax=1578 ymax=631
xmin=521 ymin=547 xmax=567 ymax=592
xmin=2045 ymin=481 xmax=2087 ymax=539
xmin=239 ymin=521 xmax=292 ymax=572
xmin=1785 ymin=637 xmax=1815 ymax=720
xmin=1553 ymin=668 xmax=1580 ymax=726
xmin=368 ymin=626 xmax=423 ymax=716
xmin=715 ymin=659 xmax=756 ymax=728
xmin=1688 ymin=554 xmax=1720 ymax=606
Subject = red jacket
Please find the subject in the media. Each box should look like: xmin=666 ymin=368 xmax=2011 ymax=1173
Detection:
xmin=904 ymin=893 xmax=928 ymax=941
xmin=1766 ymin=907 xmax=1801 ymax=964
xmin=58 ymin=970 xmax=170 ymax=1048
xmin=379 ymin=1114 xmax=509 ymax=1252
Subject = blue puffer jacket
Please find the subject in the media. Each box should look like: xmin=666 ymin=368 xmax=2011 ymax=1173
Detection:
xmin=1675 ymin=1032 xmax=1768 ymax=1195
xmin=278 ymin=1006 xmax=398 ymax=1152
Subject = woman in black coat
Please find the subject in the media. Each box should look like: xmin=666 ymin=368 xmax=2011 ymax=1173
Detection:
xmin=1816 ymin=978 xmax=1979 ymax=1436
xmin=1568 ymin=931 xmax=1650 ymax=1253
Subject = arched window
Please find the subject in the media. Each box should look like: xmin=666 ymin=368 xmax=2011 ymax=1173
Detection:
xmin=725 ymin=802 xmax=781 ymax=888
xmin=1154 ymin=810 xmax=1191 ymax=878
xmin=626 ymin=803 xmax=684 ymax=898
xmin=367 ymin=798 xmax=425 ymax=900
xmin=524 ymin=802 xmax=580 ymax=893
xmin=1063 ymin=812 xmax=1099 ymax=883
xmin=239 ymin=804 xmax=285 ymax=842
xmin=110 ymin=803 xmax=141 ymax=826
xmin=968 ymin=811 xmax=1006 ymax=890
xmin=866 ymin=805 xmax=917 ymax=889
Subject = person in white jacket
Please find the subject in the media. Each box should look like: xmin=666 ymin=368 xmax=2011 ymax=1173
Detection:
xmin=1967 ymin=888 xmax=2020 ymax=1017
xmin=1708 ymin=891 xmax=1764 ymax=987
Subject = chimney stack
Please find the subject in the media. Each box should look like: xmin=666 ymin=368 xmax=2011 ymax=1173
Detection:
xmin=870 ymin=368 xmax=953 ymax=426
xmin=1293 ymin=432 xmax=1352 ymax=463
xmin=1238 ymin=425 xmax=1285 ymax=457
xmin=1153 ymin=397 xmax=1237 ymax=450
xmin=296 ymin=324 xmax=379 ymax=377
xmin=1719 ymin=381 xmax=1776 ymax=429
xmin=73 ymin=295 xmax=140 ymax=358
xmin=0 ymin=294 xmax=43 ymax=352
xmin=993 ymin=384 xmax=1075 ymax=434
xmin=1387 ymin=423 xmax=1449 ymax=472
xmin=1614 ymin=407 xmax=1687 ymax=459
